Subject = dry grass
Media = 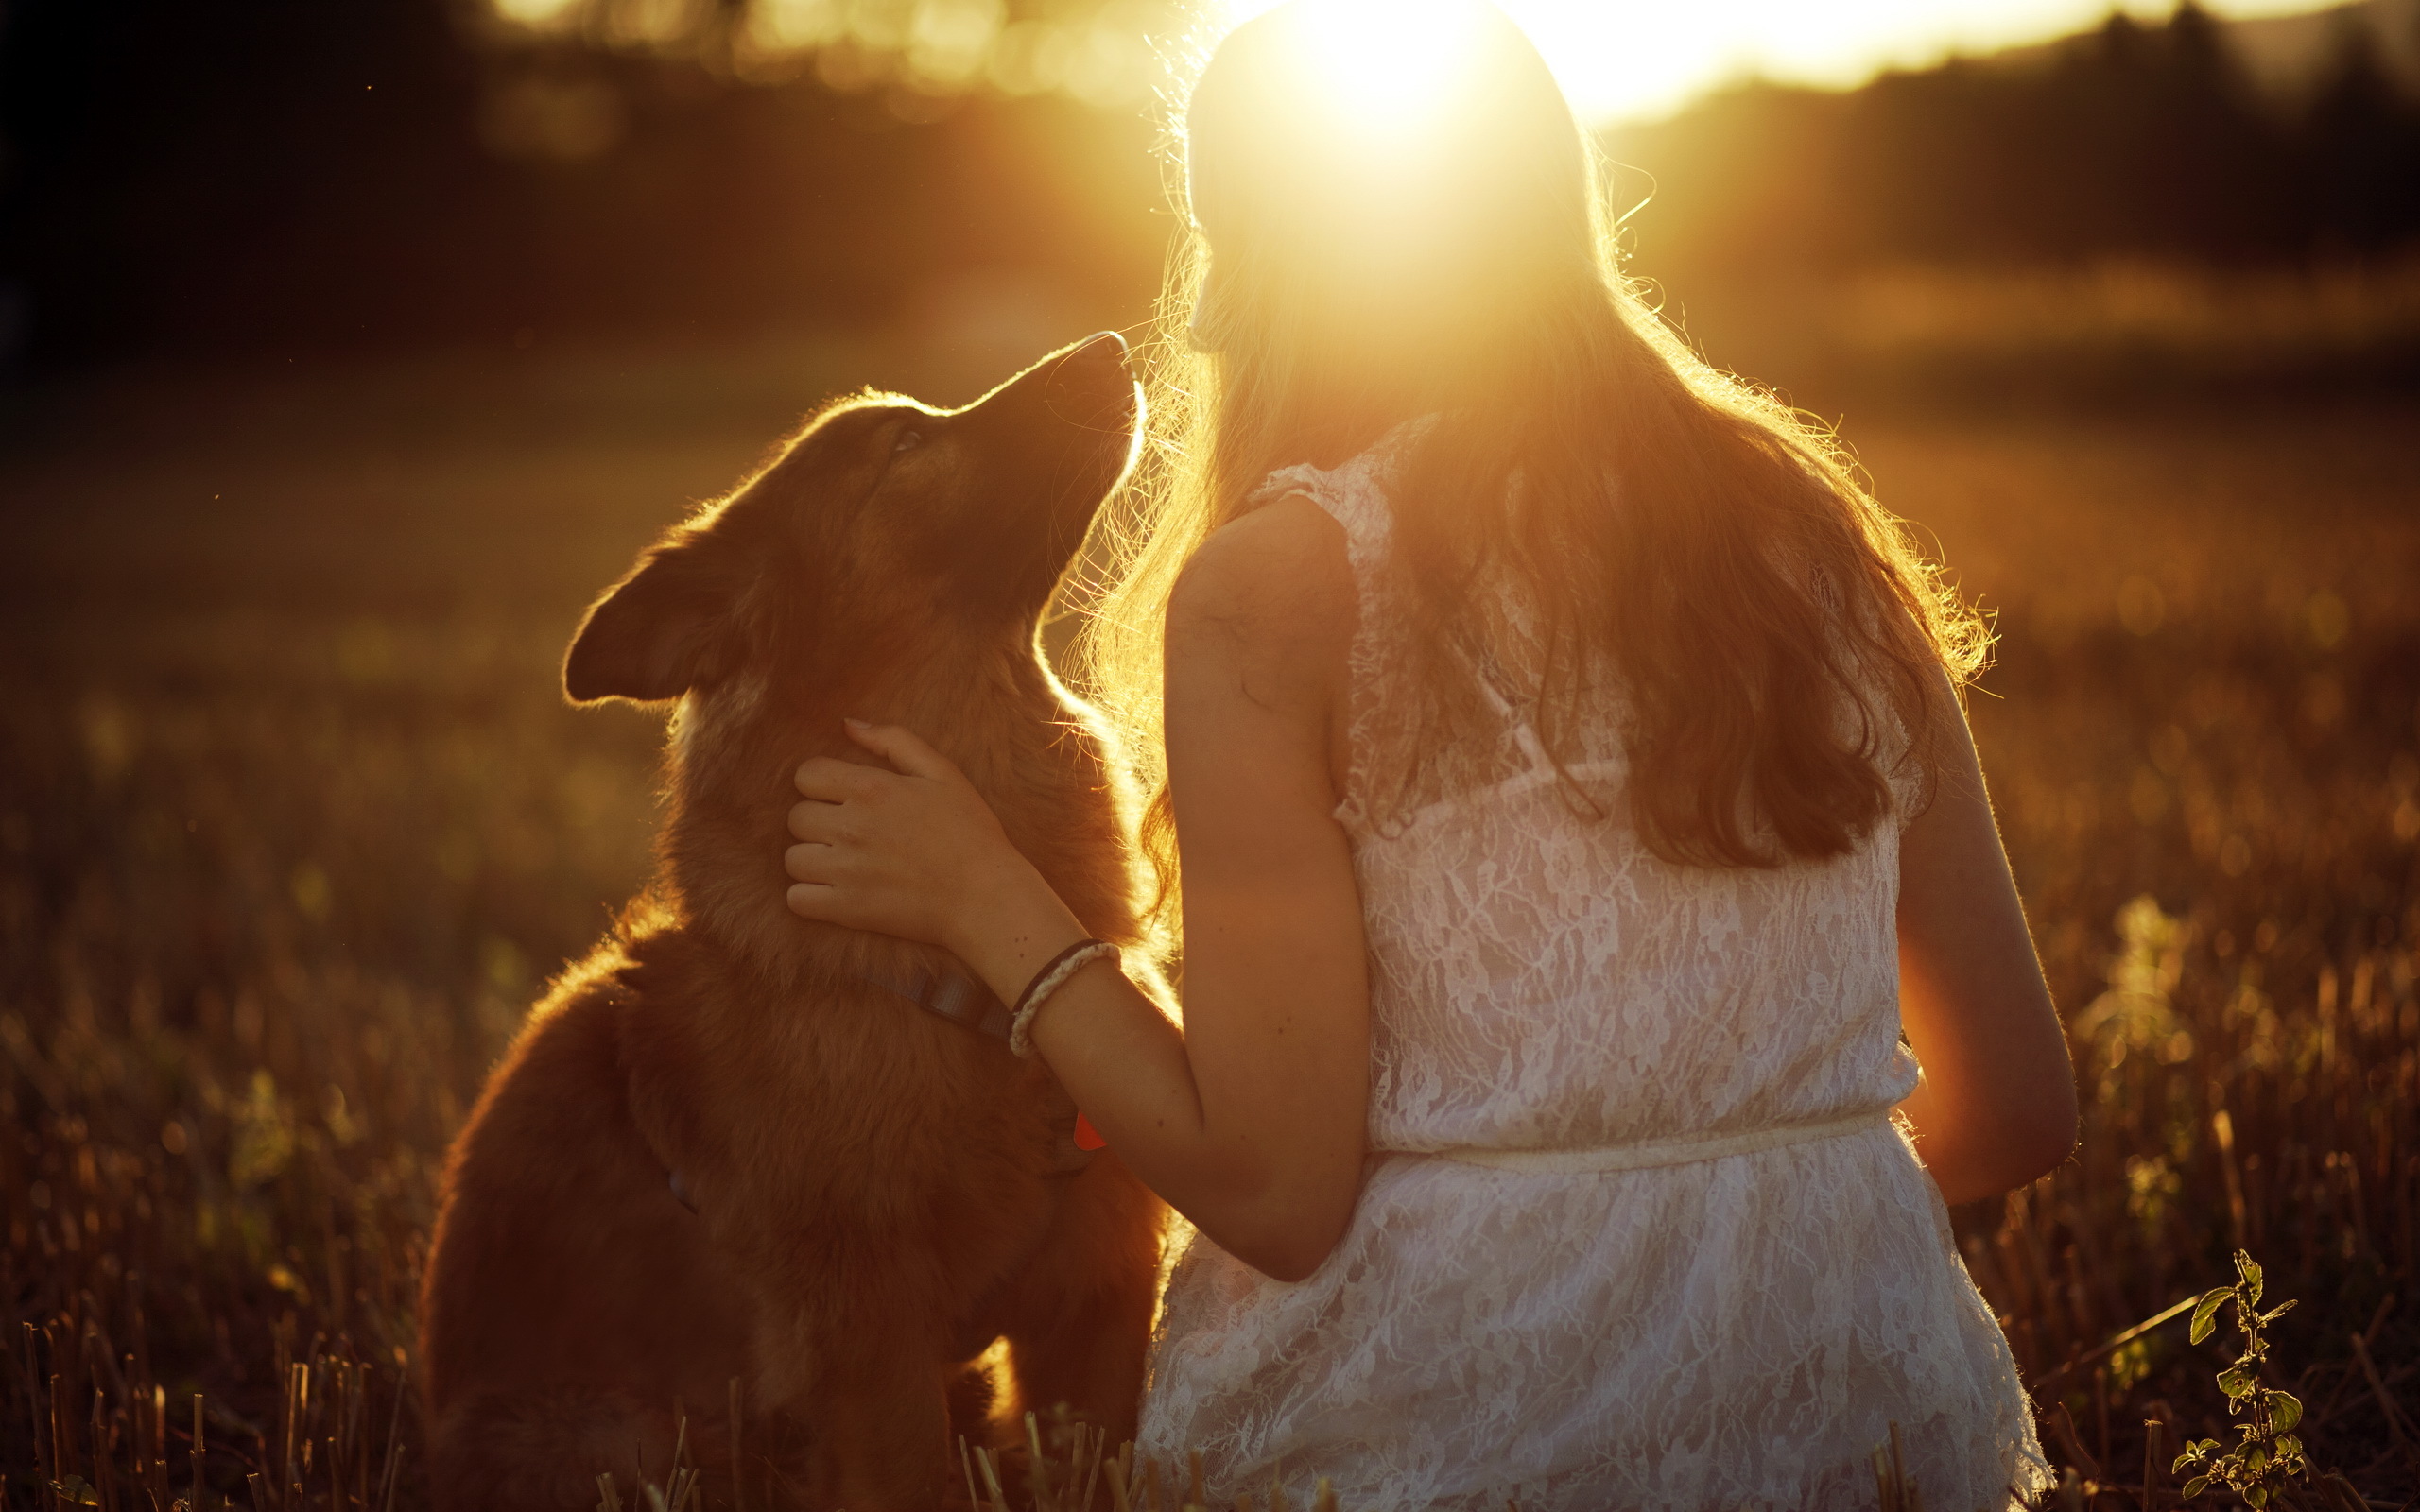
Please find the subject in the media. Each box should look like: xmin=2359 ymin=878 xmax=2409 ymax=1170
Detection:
xmin=1 ymin=340 xmax=2413 ymax=1508
xmin=1850 ymin=403 xmax=2420 ymax=1503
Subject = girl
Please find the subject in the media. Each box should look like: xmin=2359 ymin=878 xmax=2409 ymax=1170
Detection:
xmin=780 ymin=3 xmax=2077 ymax=1505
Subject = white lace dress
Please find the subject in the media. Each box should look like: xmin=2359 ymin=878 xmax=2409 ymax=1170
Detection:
xmin=1134 ymin=433 xmax=2049 ymax=1512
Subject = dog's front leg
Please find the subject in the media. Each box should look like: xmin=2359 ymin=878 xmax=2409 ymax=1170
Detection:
xmin=994 ymin=1156 xmax=1164 ymax=1447
xmin=747 ymin=1293 xmax=955 ymax=1512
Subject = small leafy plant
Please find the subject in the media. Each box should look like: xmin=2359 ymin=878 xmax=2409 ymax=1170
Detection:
xmin=2171 ymin=1250 xmax=2306 ymax=1507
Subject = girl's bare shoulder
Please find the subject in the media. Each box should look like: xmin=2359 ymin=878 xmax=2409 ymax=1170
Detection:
xmin=1167 ymin=492 xmax=1356 ymax=663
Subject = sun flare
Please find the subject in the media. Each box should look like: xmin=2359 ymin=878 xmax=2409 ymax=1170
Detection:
xmin=1285 ymin=0 xmax=1486 ymax=129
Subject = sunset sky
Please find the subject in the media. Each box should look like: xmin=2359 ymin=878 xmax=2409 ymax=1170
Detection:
xmin=1219 ymin=0 xmax=2353 ymax=119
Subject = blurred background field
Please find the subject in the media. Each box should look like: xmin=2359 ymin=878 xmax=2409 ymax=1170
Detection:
xmin=5 ymin=0 xmax=2420 ymax=1504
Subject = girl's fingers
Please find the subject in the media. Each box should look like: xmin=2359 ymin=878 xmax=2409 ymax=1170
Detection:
xmin=784 ymin=841 xmax=837 ymax=884
xmin=785 ymin=881 xmax=838 ymax=919
xmin=783 ymin=720 xmax=994 ymax=946
xmin=844 ymin=719 xmax=960 ymax=783
xmin=794 ymin=756 xmax=882 ymax=803
xmin=787 ymin=799 xmax=848 ymax=843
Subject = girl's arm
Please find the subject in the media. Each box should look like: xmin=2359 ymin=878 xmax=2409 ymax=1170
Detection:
xmin=1892 ymin=668 xmax=2080 ymax=1205
xmin=784 ymin=496 xmax=1372 ymax=1282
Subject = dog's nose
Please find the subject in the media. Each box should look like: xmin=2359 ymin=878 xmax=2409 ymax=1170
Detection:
xmin=1065 ymin=331 xmax=1128 ymax=369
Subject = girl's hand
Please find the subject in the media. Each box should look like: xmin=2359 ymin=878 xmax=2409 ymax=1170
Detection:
xmin=784 ymin=720 xmax=1048 ymax=957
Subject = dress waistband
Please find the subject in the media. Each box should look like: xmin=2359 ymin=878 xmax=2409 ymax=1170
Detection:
xmin=1400 ymin=1107 xmax=1896 ymax=1176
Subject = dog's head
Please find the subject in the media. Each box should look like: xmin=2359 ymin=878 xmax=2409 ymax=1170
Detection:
xmin=556 ymin=334 xmax=1142 ymax=982
xmin=562 ymin=332 xmax=1138 ymax=710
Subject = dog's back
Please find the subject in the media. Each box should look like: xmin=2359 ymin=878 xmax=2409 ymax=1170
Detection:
xmin=421 ymin=336 xmax=1163 ymax=1511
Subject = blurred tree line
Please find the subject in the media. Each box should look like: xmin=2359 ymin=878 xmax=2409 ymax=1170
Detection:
xmin=1609 ymin=2 xmax=2420 ymax=276
xmin=0 ymin=0 xmax=2415 ymax=370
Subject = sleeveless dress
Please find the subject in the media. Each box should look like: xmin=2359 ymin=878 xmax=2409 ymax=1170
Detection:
xmin=1134 ymin=429 xmax=2050 ymax=1512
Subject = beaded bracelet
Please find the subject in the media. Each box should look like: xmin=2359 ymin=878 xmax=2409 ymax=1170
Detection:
xmin=1008 ymin=938 xmax=1120 ymax=1058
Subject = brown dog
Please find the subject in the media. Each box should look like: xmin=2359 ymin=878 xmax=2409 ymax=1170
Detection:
xmin=420 ymin=335 xmax=1166 ymax=1512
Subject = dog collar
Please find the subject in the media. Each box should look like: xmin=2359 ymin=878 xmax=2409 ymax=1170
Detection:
xmin=857 ymin=954 xmax=1013 ymax=1042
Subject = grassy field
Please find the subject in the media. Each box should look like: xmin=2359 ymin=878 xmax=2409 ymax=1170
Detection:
xmin=1 ymin=334 xmax=2414 ymax=1509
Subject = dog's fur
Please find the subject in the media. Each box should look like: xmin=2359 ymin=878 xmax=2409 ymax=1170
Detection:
xmin=419 ymin=335 xmax=1165 ymax=1512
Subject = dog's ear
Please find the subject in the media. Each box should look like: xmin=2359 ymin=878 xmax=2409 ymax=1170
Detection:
xmin=563 ymin=533 xmax=743 ymax=704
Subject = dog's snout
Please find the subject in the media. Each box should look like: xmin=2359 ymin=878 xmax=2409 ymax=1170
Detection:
xmin=1044 ymin=331 xmax=1137 ymax=428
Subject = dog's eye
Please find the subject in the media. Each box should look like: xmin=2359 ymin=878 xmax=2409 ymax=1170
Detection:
xmin=892 ymin=429 xmax=924 ymax=454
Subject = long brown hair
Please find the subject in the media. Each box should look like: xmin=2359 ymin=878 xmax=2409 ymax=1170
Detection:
xmin=1072 ymin=1 xmax=1987 ymax=927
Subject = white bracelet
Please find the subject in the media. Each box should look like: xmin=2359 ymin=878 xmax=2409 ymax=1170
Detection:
xmin=1008 ymin=940 xmax=1120 ymax=1058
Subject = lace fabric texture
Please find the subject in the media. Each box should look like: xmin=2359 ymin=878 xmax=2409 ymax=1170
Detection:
xmin=1135 ymin=431 xmax=2049 ymax=1511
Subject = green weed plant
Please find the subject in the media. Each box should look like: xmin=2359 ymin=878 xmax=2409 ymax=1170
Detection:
xmin=2172 ymin=1251 xmax=2306 ymax=1505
